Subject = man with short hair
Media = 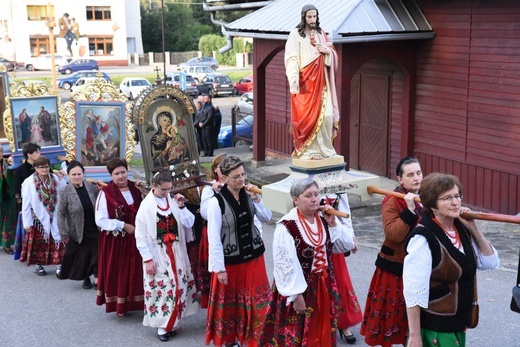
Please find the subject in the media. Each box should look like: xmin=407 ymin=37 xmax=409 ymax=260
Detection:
xmin=198 ymin=95 xmax=215 ymax=157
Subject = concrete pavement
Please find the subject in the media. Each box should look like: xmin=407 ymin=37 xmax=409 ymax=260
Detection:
xmin=2 ymin=146 xmax=519 ymax=346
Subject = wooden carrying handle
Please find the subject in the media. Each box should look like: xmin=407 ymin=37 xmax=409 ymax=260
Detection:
xmin=367 ymin=185 xmax=520 ymax=224
xmin=87 ymin=178 xmax=107 ymax=187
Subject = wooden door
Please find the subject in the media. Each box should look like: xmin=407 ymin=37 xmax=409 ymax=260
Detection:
xmin=350 ymin=72 xmax=390 ymax=176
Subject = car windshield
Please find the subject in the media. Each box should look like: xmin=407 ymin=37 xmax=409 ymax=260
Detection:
xmin=238 ymin=115 xmax=254 ymax=126
xmin=216 ymin=76 xmax=231 ymax=83
xmin=132 ymin=80 xmax=149 ymax=86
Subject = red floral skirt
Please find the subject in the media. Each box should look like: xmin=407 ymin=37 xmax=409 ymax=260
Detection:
xmin=205 ymin=255 xmax=270 ymax=347
xmin=197 ymin=224 xmax=210 ymax=308
xmin=96 ymin=231 xmax=144 ymax=315
xmin=260 ymin=270 xmax=339 ymax=347
xmin=20 ymin=224 xmax=64 ymax=266
xmin=360 ymin=267 xmax=408 ymax=347
xmin=332 ymin=253 xmax=363 ymax=329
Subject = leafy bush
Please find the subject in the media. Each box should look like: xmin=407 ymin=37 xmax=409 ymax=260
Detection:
xmin=199 ymin=35 xmax=252 ymax=66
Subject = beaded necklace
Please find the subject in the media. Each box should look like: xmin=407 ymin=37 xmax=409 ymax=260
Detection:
xmin=297 ymin=209 xmax=323 ymax=247
xmin=433 ymin=218 xmax=462 ymax=250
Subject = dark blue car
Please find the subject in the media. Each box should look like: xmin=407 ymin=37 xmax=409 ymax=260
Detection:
xmin=58 ymin=59 xmax=99 ymax=75
xmin=218 ymin=115 xmax=254 ymax=148
xmin=57 ymin=70 xmax=110 ymax=90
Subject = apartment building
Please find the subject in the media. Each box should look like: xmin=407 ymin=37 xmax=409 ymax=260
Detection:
xmin=0 ymin=0 xmax=143 ymax=65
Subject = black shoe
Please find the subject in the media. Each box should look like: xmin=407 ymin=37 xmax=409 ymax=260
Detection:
xmin=158 ymin=333 xmax=169 ymax=342
xmin=168 ymin=330 xmax=177 ymax=337
xmin=339 ymin=329 xmax=356 ymax=344
xmin=82 ymin=278 xmax=93 ymax=289
xmin=3 ymin=247 xmax=13 ymax=255
xmin=35 ymin=264 xmax=46 ymax=276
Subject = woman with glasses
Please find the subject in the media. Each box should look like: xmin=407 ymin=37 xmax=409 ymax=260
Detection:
xmin=20 ymin=156 xmax=66 ymax=276
xmin=57 ymin=161 xmax=99 ymax=289
xmin=135 ymin=171 xmax=199 ymax=342
xmin=95 ymin=158 xmax=144 ymax=317
xmin=205 ymin=155 xmax=272 ymax=347
xmin=361 ymin=157 xmax=423 ymax=346
xmin=403 ymin=173 xmax=499 ymax=347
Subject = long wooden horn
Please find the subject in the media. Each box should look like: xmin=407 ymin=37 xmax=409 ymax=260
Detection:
xmin=367 ymin=185 xmax=520 ymax=224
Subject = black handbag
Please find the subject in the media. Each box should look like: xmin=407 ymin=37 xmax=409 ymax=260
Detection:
xmin=511 ymin=251 xmax=520 ymax=313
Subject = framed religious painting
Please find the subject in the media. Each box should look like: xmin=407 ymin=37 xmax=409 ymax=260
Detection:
xmin=75 ymin=101 xmax=126 ymax=168
xmin=9 ymin=96 xmax=61 ymax=152
xmin=133 ymin=85 xmax=202 ymax=187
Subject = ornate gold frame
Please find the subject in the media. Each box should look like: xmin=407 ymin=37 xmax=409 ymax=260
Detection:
xmin=2 ymin=80 xmax=70 ymax=153
xmin=69 ymin=74 xmax=135 ymax=162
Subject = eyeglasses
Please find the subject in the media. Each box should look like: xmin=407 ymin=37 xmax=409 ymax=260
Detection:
xmin=227 ymin=172 xmax=247 ymax=181
xmin=437 ymin=194 xmax=463 ymax=203
xmin=36 ymin=166 xmax=50 ymax=169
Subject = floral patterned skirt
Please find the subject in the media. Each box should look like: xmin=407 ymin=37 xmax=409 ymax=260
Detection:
xmin=197 ymin=224 xmax=210 ymax=308
xmin=20 ymin=223 xmax=64 ymax=266
xmin=143 ymin=241 xmax=199 ymax=330
xmin=260 ymin=270 xmax=338 ymax=347
xmin=205 ymin=255 xmax=270 ymax=347
xmin=360 ymin=267 xmax=408 ymax=347
xmin=332 ymin=253 xmax=363 ymax=329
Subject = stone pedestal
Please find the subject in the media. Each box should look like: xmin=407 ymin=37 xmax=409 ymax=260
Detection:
xmin=263 ymin=161 xmax=380 ymax=215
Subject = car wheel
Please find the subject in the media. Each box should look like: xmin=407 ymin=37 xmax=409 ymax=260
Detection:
xmin=232 ymin=88 xmax=238 ymax=96
xmin=62 ymin=82 xmax=71 ymax=90
xmin=65 ymin=68 xmax=72 ymax=75
xmin=211 ymin=64 xmax=217 ymax=70
xmin=235 ymin=140 xmax=248 ymax=147
xmin=26 ymin=64 xmax=34 ymax=71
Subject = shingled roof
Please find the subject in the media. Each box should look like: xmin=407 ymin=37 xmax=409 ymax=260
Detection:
xmin=223 ymin=0 xmax=434 ymax=42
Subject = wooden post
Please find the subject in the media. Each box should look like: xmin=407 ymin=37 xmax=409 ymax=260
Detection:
xmin=46 ymin=3 xmax=57 ymax=91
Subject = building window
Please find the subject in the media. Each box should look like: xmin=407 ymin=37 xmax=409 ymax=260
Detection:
xmin=27 ymin=5 xmax=47 ymax=21
xmin=89 ymin=37 xmax=113 ymax=55
xmin=30 ymin=37 xmax=55 ymax=56
xmin=86 ymin=6 xmax=111 ymax=20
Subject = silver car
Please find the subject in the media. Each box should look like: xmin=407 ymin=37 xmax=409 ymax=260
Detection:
xmin=165 ymin=72 xmax=199 ymax=97
xmin=183 ymin=65 xmax=215 ymax=83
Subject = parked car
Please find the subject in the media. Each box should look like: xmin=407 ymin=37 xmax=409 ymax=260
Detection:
xmin=218 ymin=115 xmax=254 ymax=148
xmin=119 ymin=77 xmax=152 ymax=100
xmin=57 ymin=70 xmax=110 ymax=90
xmin=197 ymin=73 xmax=235 ymax=97
xmin=0 ymin=57 xmax=16 ymax=71
xmin=58 ymin=59 xmax=98 ymax=74
xmin=183 ymin=65 xmax=215 ymax=82
xmin=177 ymin=56 xmax=219 ymax=71
xmin=234 ymin=75 xmax=253 ymax=94
xmin=70 ymin=77 xmax=98 ymax=94
xmin=165 ymin=72 xmax=198 ymax=97
xmin=235 ymin=91 xmax=253 ymax=115
xmin=25 ymin=54 xmax=71 ymax=71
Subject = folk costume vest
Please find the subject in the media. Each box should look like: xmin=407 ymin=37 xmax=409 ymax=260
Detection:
xmin=215 ymin=185 xmax=264 ymax=265
xmin=405 ymin=213 xmax=477 ymax=332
